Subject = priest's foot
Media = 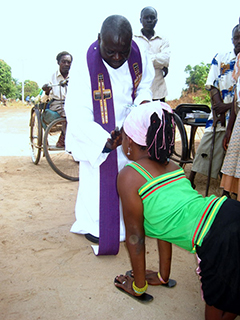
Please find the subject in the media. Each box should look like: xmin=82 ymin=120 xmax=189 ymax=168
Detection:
xmin=85 ymin=233 xmax=99 ymax=244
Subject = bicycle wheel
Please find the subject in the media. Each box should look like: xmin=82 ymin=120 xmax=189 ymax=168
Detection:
xmin=43 ymin=118 xmax=79 ymax=181
xmin=171 ymin=112 xmax=189 ymax=166
xmin=30 ymin=108 xmax=42 ymax=164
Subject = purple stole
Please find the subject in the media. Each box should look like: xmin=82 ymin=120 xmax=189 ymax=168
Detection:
xmin=87 ymin=40 xmax=142 ymax=255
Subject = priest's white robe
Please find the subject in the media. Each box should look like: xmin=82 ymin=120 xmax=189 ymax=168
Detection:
xmin=64 ymin=47 xmax=154 ymax=241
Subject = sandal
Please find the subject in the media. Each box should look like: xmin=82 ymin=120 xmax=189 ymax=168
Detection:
xmin=125 ymin=270 xmax=177 ymax=288
xmin=114 ymin=276 xmax=153 ymax=303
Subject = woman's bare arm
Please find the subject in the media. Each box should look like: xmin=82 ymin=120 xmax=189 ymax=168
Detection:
xmin=117 ymin=167 xmax=146 ymax=291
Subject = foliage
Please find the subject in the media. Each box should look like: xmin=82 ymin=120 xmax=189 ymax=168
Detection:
xmin=0 ymin=59 xmax=16 ymax=98
xmin=0 ymin=59 xmax=40 ymax=100
xmin=184 ymin=62 xmax=210 ymax=92
xmin=182 ymin=62 xmax=211 ymax=106
xmin=23 ymin=80 xmax=40 ymax=99
xmin=13 ymin=80 xmax=41 ymax=100
xmin=193 ymin=93 xmax=211 ymax=105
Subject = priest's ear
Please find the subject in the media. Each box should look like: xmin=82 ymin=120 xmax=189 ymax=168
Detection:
xmin=98 ymin=33 xmax=101 ymax=43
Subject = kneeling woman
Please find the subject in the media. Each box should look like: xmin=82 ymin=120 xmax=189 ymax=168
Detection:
xmin=115 ymin=101 xmax=240 ymax=320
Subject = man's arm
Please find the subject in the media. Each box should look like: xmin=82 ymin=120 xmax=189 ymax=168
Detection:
xmin=64 ymin=65 xmax=111 ymax=166
xmin=150 ymin=37 xmax=170 ymax=70
xmin=42 ymin=83 xmax=52 ymax=96
xmin=210 ymin=86 xmax=233 ymax=127
xmin=134 ymin=47 xmax=154 ymax=104
xmin=222 ymin=97 xmax=236 ymax=150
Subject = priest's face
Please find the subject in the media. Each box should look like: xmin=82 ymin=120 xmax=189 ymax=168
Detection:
xmin=99 ymin=32 xmax=132 ymax=69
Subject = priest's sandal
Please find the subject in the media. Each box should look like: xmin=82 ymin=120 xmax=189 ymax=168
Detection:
xmin=85 ymin=233 xmax=99 ymax=244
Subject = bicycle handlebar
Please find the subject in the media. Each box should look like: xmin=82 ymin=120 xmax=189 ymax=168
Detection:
xmin=46 ymin=79 xmax=68 ymax=88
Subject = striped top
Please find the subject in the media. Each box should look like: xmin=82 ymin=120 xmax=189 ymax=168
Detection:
xmin=126 ymin=162 xmax=227 ymax=253
xmin=205 ymin=50 xmax=236 ymax=132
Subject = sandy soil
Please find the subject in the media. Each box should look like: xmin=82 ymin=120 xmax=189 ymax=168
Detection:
xmin=0 ymin=104 xmax=238 ymax=320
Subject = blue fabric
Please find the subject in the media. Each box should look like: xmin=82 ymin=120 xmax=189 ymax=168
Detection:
xmin=41 ymin=109 xmax=61 ymax=129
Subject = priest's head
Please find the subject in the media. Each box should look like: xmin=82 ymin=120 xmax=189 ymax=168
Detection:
xmin=98 ymin=15 xmax=132 ymax=69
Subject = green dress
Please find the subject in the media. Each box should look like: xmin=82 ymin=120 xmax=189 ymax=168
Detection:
xmin=126 ymin=162 xmax=227 ymax=253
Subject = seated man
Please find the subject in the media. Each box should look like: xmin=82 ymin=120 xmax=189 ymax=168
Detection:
xmin=41 ymin=51 xmax=73 ymax=147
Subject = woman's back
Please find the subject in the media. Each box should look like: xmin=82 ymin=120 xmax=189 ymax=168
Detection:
xmin=126 ymin=161 xmax=226 ymax=253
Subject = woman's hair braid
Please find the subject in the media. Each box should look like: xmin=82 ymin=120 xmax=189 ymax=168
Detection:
xmin=146 ymin=110 xmax=175 ymax=163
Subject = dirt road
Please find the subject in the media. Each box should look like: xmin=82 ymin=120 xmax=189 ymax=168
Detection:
xmin=0 ymin=104 xmax=233 ymax=320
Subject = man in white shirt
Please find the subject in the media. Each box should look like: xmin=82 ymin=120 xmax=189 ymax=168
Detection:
xmin=65 ymin=15 xmax=154 ymax=255
xmin=134 ymin=6 xmax=170 ymax=102
xmin=41 ymin=51 xmax=73 ymax=147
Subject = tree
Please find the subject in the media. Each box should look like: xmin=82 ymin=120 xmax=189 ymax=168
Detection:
xmin=9 ymin=78 xmax=22 ymax=99
xmin=0 ymin=59 xmax=16 ymax=97
xmin=0 ymin=60 xmax=40 ymax=100
xmin=23 ymin=80 xmax=40 ymax=99
xmin=183 ymin=62 xmax=211 ymax=105
xmin=184 ymin=62 xmax=210 ymax=92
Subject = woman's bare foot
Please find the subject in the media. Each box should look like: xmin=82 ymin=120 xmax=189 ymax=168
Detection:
xmin=125 ymin=269 xmax=177 ymax=287
xmin=145 ymin=270 xmax=166 ymax=285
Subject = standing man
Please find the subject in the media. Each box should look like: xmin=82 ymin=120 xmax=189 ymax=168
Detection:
xmin=65 ymin=15 xmax=154 ymax=255
xmin=189 ymin=25 xmax=239 ymax=188
xmin=134 ymin=6 xmax=170 ymax=102
xmin=220 ymin=22 xmax=240 ymax=199
xmin=41 ymin=51 xmax=73 ymax=147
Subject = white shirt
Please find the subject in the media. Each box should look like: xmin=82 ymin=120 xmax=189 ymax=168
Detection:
xmin=134 ymin=30 xmax=170 ymax=100
xmin=64 ymin=43 xmax=154 ymax=243
xmin=41 ymin=69 xmax=68 ymax=103
xmin=205 ymin=50 xmax=236 ymax=132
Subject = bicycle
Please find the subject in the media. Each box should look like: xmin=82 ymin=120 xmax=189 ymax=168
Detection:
xmin=29 ymin=97 xmax=191 ymax=179
xmin=29 ymin=81 xmax=79 ymax=181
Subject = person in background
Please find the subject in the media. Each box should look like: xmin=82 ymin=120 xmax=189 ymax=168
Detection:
xmin=64 ymin=15 xmax=154 ymax=255
xmin=115 ymin=101 xmax=240 ymax=320
xmin=26 ymin=95 xmax=30 ymax=105
xmin=41 ymin=51 xmax=73 ymax=147
xmin=189 ymin=24 xmax=239 ymax=189
xmin=2 ymin=94 xmax=7 ymax=106
xmin=220 ymin=21 xmax=240 ymax=200
xmin=134 ymin=6 xmax=170 ymax=102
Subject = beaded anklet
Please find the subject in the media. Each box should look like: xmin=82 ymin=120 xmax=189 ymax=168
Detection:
xmin=132 ymin=280 xmax=148 ymax=295
xmin=157 ymin=272 xmax=169 ymax=284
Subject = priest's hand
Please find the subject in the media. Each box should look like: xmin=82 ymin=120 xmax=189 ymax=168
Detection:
xmin=104 ymin=127 xmax=122 ymax=152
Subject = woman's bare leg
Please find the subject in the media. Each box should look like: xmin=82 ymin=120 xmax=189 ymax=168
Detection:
xmin=157 ymin=239 xmax=172 ymax=281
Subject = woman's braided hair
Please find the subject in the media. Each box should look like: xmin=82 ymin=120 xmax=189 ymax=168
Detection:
xmin=146 ymin=109 xmax=175 ymax=163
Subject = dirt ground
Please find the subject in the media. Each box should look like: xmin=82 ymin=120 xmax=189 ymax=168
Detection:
xmin=0 ymin=104 xmax=238 ymax=320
